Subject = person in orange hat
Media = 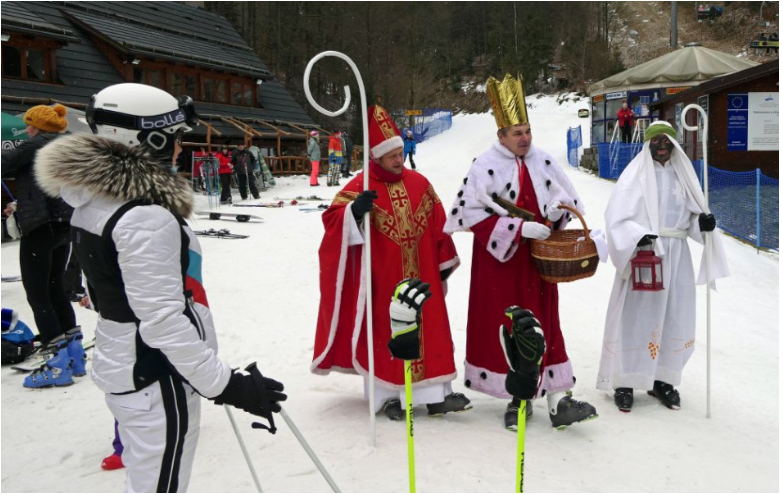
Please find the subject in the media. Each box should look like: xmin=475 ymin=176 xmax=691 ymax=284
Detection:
xmin=311 ymin=105 xmax=470 ymax=420
xmin=2 ymin=104 xmax=82 ymax=387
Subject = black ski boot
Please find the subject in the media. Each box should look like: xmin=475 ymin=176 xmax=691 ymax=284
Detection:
xmin=548 ymin=392 xmax=598 ymax=429
xmin=647 ymin=380 xmax=681 ymax=410
xmin=614 ymin=388 xmax=633 ymax=413
xmin=504 ymin=398 xmax=533 ymax=431
xmin=382 ymin=399 xmax=404 ymax=421
xmin=426 ymin=392 xmax=472 ymax=416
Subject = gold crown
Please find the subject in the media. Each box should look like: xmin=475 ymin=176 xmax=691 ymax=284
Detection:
xmin=487 ymin=73 xmax=529 ymax=130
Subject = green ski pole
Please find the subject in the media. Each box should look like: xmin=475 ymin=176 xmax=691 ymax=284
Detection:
xmin=387 ymin=277 xmax=431 ymax=493
xmin=404 ymin=360 xmax=416 ymax=493
xmin=516 ymin=400 xmax=526 ymax=493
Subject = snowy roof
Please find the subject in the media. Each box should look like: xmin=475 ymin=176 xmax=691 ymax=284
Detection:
xmin=589 ymin=45 xmax=760 ymax=95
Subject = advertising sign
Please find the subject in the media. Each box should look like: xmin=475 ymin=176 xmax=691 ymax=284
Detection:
xmin=727 ymin=93 xmax=748 ymax=151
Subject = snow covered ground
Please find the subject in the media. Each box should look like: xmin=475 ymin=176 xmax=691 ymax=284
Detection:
xmin=1 ymin=95 xmax=778 ymax=493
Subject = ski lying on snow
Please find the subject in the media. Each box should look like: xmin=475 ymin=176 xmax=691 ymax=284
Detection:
xmin=194 ymin=211 xmax=263 ymax=222
xmin=2 ymin=275 xmax=22 ymax=283
xmin=193 ymin=228 xmax=249 ymax=239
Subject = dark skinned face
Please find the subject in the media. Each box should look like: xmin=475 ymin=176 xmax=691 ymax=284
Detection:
xmin=649 ymin=135 xmax=674 ymax=164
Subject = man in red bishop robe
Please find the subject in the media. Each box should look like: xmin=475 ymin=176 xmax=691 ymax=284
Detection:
xmin=311 ymin=105 xmax=469 ymax=420
xmin=444 ymin=74 xmax=600 ymax=431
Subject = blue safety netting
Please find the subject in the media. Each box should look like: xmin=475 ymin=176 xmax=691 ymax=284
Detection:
xmin=566 ymin=126 xmax=582 ymax=168
xmin=394 ymin=108 xmax=452 ymax=144
xmin=706 ymin=167 xmax=779 ymax=251
xmin=596 ymin=142 xmax=643 ymax=179
xmin=599 ymin=152 xmax=778 ymax=251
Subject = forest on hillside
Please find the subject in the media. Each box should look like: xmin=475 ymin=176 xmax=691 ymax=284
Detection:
xmin=204 ymin=1 xmax=774 ymax=131
xmin=204 ymin=2 xmax=626 ymax=128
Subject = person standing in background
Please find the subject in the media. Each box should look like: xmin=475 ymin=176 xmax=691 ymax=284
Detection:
xmin=1 ymin=104 xmax=84 ymax=389
xmin=617 ymin=100 xmax=635 ymax=143
xmin=342 ymin=130 xmax=354 ymax=178
xmin=327 ymin=129 xmax=343 ymax=187
xmin=308 ymin=130 xmax=321 ymax=187
xmin=403 ymin=130 xmax=417 ymax=169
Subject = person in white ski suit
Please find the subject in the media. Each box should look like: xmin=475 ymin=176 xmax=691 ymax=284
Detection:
xmin=34 ymin=83 xmax=287 ymax=492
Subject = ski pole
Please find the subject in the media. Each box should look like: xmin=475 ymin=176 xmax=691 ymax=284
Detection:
xmin=224 ymin=405 xmax=263 ymax=493
xmin=516 ymin=400 xmax=526 ymax=493
xmin=279 ymin=407 xmax=341 ymax=493
xmin=404 ymin=360 xmax=416 ymax=493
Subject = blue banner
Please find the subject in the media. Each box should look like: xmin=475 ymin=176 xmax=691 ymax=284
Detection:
xmin=727 ymin=93 xmax=748 ymax=151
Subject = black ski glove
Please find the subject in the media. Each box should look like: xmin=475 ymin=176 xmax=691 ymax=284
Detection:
xmin=213 ymin=362 xmax=287 ymax=433
xmin=637 ymin=234 xmax=658 ymax=247
xmin=388 ymin=278 xmax=431 ymax=360
xmin=699 ymin=213 xmax=716 ymax=232
xmin=351 ymin=190 xmax=378 ymax=221
xmin=500 ymin=306 xmax=546 ymax=400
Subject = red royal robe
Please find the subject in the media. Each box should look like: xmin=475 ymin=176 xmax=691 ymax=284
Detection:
xmin=311 ymin=162 xmax=460 ymax=390
xmin=465 ymin=163 xmax=573 ymax=399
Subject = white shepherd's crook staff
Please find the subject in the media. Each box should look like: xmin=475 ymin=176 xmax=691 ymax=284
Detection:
xmin=303 ymin=51 xmax=376 ymax=445
xmin=681 ymin=104 xmax=712 ymax=419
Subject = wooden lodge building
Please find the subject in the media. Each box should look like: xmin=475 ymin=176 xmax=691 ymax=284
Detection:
xmin=1 ymin=1 xmax=330 ymax=175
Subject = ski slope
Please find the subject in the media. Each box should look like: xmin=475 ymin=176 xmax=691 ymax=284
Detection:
xmin=1 ymin=95 xmax=778 ymax=492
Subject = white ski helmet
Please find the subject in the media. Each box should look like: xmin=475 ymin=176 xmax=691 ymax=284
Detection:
xmin=86 ymin=83 xmax=198 ymax=159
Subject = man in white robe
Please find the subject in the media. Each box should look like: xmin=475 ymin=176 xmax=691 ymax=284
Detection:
xmin=597 ymin=121 xmax=729 ymax=412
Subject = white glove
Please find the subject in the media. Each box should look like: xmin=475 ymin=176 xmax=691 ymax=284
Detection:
xmin=521 ymin=221 xmax=551 ymax=240
xmin=546 ymin=201 xmax=564 ymax=222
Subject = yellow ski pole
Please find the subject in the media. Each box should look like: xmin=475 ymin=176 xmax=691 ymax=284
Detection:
xmin=404 ymin=359 xmax=416 ymax=493
xmin=516 ymin=400 xmax=526 ymax=493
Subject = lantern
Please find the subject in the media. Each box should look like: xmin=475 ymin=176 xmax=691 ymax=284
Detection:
xmin=630 ymin=248 xmax=664 ymax=291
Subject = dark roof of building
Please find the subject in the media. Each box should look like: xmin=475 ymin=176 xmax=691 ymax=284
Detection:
xmin=650 ymin=59 xmax=779 ymax=108
xmin=1 ymin=1 xmax=315 ymax=138
xmin=0 ymin=2 xmax=79 ymax=43
xmin=61 ymin=4 xmax=271 ymax=79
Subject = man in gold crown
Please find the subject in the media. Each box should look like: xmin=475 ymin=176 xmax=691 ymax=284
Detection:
xmin=311 ymin=105 xmax=470 ymax=420
xmin=444 ymin=74 xmax=598 ymax=430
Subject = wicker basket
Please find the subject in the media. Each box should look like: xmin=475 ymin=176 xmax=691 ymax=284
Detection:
xmin=530 ymin=205 xmax=599 ymax=283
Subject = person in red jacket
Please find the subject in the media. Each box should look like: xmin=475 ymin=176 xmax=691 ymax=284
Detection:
xmin=216 ymin=145 xmax=233 ymax=204
xmin=617 ymin=100 xmax=635 ymax=143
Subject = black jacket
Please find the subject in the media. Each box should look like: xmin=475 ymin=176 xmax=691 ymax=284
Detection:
xmin=1 ymin=133 xmax=73 ymax=235
xmin=230 ymin=149 xmax=257 ymax=174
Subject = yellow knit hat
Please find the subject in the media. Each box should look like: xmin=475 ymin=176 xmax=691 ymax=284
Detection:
xmin=23 ymin=104 xmax=68 ymax=133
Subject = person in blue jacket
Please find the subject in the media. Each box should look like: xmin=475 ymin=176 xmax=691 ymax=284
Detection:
xmin=403 ymin=129 xmax=417 ymax=170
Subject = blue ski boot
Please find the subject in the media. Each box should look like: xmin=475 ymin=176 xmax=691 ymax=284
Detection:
xmin=66 ymin=326 xmax=87 ymax=377
xmin=23 ymin=337 xmax=74 ymax=388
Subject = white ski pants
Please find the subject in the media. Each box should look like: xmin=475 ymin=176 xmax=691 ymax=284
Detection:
xmin=106 ymin=377 xmax=201 ymax=493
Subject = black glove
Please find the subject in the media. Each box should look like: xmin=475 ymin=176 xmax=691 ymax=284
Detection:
xmin=387 ymin=278 xmax=432 ymax=360
xmin=637 ymin=234 xmax=658 ymax=247
xmin=213 ymin=362 xmax=287 ymax=433
xmin=500 ymin=306 xmax=546 ymax=400
xmin=351 ymin=190 xmax=378 ymax=220
xmin=699 ymin=213 xmax=716 ymax=232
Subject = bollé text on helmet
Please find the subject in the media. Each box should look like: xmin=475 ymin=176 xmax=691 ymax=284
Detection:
xmin=139 ymin=111 xmax=185 ymax=130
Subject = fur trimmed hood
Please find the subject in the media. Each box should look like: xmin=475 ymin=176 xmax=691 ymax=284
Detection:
xmin=35 ymin=134 xmax=193 ymax=218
